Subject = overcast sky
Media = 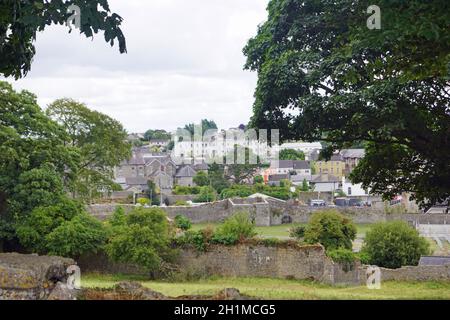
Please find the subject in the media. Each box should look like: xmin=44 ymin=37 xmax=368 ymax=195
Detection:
xmin=6 ymin=0 xmax=269 ymax=133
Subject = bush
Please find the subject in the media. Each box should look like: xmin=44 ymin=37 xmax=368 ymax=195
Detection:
xmin=137 ymin=198 xmax=150 ymax=206
xmin=46 ymin=213 xmax=108 ymax=258
xmin=105 ymin=207 xmax=176 ymax=273
xmin=220 ymin=185 xmax=254 ymax=199
xmin=303 ymin=210 xmax=357 ymax=250
xmin=107 ymin=206 xmax=127 ymax=228
xmin=327 ymin=248 xmax=358 ymax=272
xmin=253 ymin=175 xmax=264 ymax=184
xmin=174 ymin=200 xmax=190 ymax=206
xmin=193 ymin=186 xmax=216 ymax=203
xmin=174 ymin=215 xmax=192 ymax=231
xmin=193 ymin=171 xmax=209 ymax=187
xmin=361 ymin=221 xmax=430 ymax=269
xmin=173 ymin=186 xmax=200 ymax=195
xmin=289 ymin=225 xmax=306 ymax=239
xmin=16 ymin=198 xmax=108 ymax=258
xmin=213 ymin=212 xmax=256 ymax=244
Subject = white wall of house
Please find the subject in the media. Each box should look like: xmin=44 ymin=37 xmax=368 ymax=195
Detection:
xmin=341 ymin=178 xmax=370 ymax=196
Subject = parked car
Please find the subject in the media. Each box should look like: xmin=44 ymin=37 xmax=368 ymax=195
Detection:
xmin=335 ymin=198 xmax=348 ymax=207
xmin=348 ymin=199 xmax=363 ymax=207
xmin=310 ymin=199 xmax=327 ymax=207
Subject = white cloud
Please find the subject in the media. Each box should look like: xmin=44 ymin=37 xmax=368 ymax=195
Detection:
xmin=6 ymin=0 xmax=269 ymax=132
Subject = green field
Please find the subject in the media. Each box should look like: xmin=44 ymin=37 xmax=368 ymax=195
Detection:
xmin=81 ymin=274 xmax=450 ymax=300
xmin=191 ymin=223 xmax=373 ymax=239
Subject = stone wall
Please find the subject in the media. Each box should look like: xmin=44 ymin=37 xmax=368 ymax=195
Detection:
xmin=359 ymin=265 xmax=450 ymax=283
xmin=0 ymin=253 xmax=77 ymax=300
xmin=77 ymin=244 xmax=359 ymax=286
xmin=86 ymin=202 xmax=450 ymax=226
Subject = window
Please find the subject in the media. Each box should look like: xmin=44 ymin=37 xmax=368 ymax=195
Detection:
xmin=348 ymin=187 xmax=352 ymax=196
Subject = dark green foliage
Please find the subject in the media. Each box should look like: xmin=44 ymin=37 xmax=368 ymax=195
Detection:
xmin=193 ymin=171 xmax=209 ymax=187
xmin=213 ymin=212 xmax=256 ymax=243
xmin=107 ymin=206 xmax=127 ymax=228
xmin=106 ymin=207 xmax=176 ymax=272
xmin=146 ymin=180 xmax=161 ymax=206
xmin=361 ymin=221 xmax=430 ymax=269
xmin=46 ymin=213 xmax=108 ymax=258
xmin=174 ymin=215 xmax=192 ymax=231
xmin=193 ymin=186 xmax=217 ymax=203
xmin=219 ymin=184 xmax=295 ymax=200
xmin=253 ymin=175 xmax=264 ymax=184
xmin=244 ymin=0 xmax=450 ymax=207
xmin=46 ymin=98 xmax=131 ymax=202
xmin=143 ymin=129 xmax=171 ymax=141
xmin=1 ymin=0 xmax=126 ymax=79
xmin=280 ymin=149 xmax=305 ymax=161
xmin=289 ymin=225 xmax=306 ymax=239
xmin=327 ymin=248 xmax=358 ymax=272
xmin=173 ymin=186 xmax=201 ymax=195
xmin=303 ymin=210 xmax=357 ymax=250
xmin=16 ymin=198 xmax=106 ymax=257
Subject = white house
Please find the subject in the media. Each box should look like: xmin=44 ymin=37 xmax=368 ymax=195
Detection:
xmin=341 ymin=177 xmax=370 ymax=197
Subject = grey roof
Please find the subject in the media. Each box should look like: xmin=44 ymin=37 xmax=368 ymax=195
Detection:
xmin=193 ymin=162 xmax=209 ymax=171
xmin=176 ymin=165 xmax=197 ymax=178
xmin=341 ymin=149 xmax=365 ymax=159
xmin=128 ymin=153 xmax=145 ymax=165
xmin=270 ymin=160 xmax=294 ymax=169
xmin=125 ymin=177 xmax=149 ymax=186
xmin=293 ymin=160 xmax=310 ymax=170
xmin=419 ymin=256 xmax=450 ymax=266
xmin=269 ymin=174 xmax=290 ymax=182
xmin=311 ymin=174 xmax=340 ymax=183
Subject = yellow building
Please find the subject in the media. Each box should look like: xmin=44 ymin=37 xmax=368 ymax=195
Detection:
xmin=312 ymin=154 xmax=345 ymax=178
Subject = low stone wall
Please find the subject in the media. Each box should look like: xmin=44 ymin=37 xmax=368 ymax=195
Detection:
xmin=359 ymin=265 xmax=450 ymax=284
xmin=77 ymin=244 xmax=359 ymax=286
xmin=0 ymin=253 xmax=77 ymax=300
xmin=86 ymin=202 xmax=449 ymax=226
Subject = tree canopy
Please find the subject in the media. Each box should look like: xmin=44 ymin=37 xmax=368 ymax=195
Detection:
xmin=46 ymin=98 xmax=131 ymax=202
xmin=244 ymin=0 xmax=450 ymax=206
xmin=0 ymin=0 xmax=126 ymax=79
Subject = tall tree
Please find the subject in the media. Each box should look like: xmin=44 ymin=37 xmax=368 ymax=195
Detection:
xmin=280 ymin=149 xmax=305 ymax=161
xmin=244 ymin=0 xmax=450 ymax=206
xmin=46 ymin=98 xmax=131 ymax=202
xmin=0 ymin=81 xmax=79 ymax=246
xmin=0 ymin=0 xmax=126 ymax=79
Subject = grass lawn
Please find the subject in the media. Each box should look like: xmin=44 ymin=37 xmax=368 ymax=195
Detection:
xmin=81 ymin=273 xmax=450 ymax=300
xmin=191 ymin=223 xmax=372 ymax=239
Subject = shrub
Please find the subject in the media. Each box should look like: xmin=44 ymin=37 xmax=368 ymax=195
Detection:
xmin=174 ymin=200 xmax=190 ymax=206
xmin=327 ymin=248 xmax=358 ymax=272
xmin=220 ymin=185 xmax=254 ymax=199
xmin=361 ymin=221 xmax=430 ymax=269
xmin=46 ymin=213 xmax=108 ymax=258
xmin=173 ymin=185 xmax=200 ymax=195
xmin=213 ymin=212 xmax=256 ymax=243
xmin=193 ymin=171 xmax=209 ymax=187
xmin=174 ymin=215 xmax=192 ymax=231
xmin=105 ymin=207 xmax=176 ymax=273
xmin=137 ymin=198 xmax=150 ymax=206
xmin=253 ymin=175 xmax=264 ymax=184
xmin=107 ymin=206 xmax=127 ymax=228
xmin=193 ymin=186 xmax=216 ymax=203
xmin=303 ymin=210 xmax=357 ymax=250
xmin=16 ymin=198 xmax=108 ymax=258
xmin=289 ymin=225 xmax=306 ymax=239
xmin=175 ymin=230 xmax=208 ymax=251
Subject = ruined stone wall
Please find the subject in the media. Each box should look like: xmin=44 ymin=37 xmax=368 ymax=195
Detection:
xmin=86 ymin=203 xmax=449 ymax=226
xmin=175 ymin=244 xmax=335 ymax=283
xmin=359 ymin=265 xmax=450 ymax=283
xmin=0 ymin=253 xmax=76 ymax=300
